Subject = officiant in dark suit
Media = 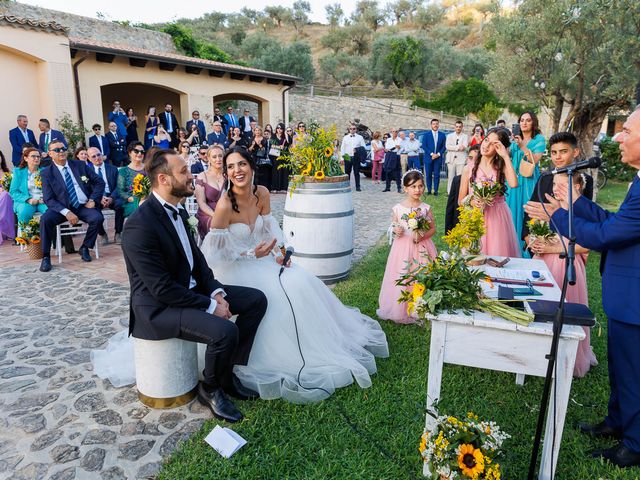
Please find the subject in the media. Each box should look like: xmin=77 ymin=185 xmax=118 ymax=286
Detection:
xmin=525 ymin=108 xmax=640 ymax=469
xmin=121 ymin=149 xmax=267 ymax=423
xmin=39 ymin=139 xmax=105 ymax=272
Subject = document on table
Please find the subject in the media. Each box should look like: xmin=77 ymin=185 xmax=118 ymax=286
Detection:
xmin=204 ymin=425 xmax=247 ymax=458
xmin=482 ymin=267 xmax=538 ymax=281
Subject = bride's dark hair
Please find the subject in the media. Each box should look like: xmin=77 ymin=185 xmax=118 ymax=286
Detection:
xmin=223 ymin=147 xmax=259 ymax=213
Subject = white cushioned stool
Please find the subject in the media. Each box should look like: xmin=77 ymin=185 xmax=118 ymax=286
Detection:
xmin=134 ymin=338 xmax=198 ymax=408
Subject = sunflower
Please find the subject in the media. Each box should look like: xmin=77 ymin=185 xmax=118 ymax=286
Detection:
xmin=31 ymin=236 xmax=41 ymax=244
xmin=314 ymin=170 xmax=325 ymax=180
xmin=458 ymin=444 xmax=484 ymax=477
xmin=301 ymin=163 xmax=312 ymax=176
xmin=16 ymin=237 xmax=26 ymax=245
xmin=412 ymin=283 xmax=425 ymax=301
xmin=324 ymin=146 xmax=333 ymax=157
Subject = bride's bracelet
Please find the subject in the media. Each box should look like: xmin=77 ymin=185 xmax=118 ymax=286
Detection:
xmin=242 ymin=249 xmax=256 ymax=260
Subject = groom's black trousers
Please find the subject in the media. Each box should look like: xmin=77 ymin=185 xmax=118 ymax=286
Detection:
xmin=177 ymin=285 xmax=267 ymax=389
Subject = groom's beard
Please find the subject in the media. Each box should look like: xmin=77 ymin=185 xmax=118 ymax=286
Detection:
xmin=169 ymin=178 xmax=195 ymax=198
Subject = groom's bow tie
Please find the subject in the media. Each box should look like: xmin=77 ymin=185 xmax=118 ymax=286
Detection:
xmin=164 ymin=203 xmax=179 ymax=221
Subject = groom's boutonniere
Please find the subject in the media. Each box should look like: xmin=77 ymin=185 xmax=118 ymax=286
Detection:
xmin=80 ymin=176 xmax=89 ymax=183
xmin=186 ymin=215 xmax=198 ymax=237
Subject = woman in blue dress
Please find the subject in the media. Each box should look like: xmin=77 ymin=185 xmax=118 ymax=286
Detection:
xmin=144 ymin=106 xmax=159 ymax=150
xmin=505 ymin=111 xmax=546 ymax=253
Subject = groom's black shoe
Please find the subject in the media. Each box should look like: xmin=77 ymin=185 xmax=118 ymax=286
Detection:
xmin=197 ymin=383 xmax=243 ymax=423
xmin=579 ymin=421 xmax=623 ymax=440
xmin=592 ymin=443 xmax=640 ymax=468
xmin=225 ymin=374 xmax=259 ymax=401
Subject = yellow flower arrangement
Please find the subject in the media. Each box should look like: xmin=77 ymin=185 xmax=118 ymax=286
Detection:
xmin=34 ymin=174 xmax=42 ymax=189
xmin=314 ymin=170 xmax=325 ymax=180
xmin=444 ymin=206 xmax=486 ymax=255
xmin=15 ymin=217 xmax=41 ymax=245
xmin=131 ymin=173 xmax=150 ymax=199
xmin=458 ymin=444 xmax=485 ymax=477
xmin=324 ymin=146 xmax=333 ymax=157
xmin=1 ymin=172 xmax=12 ymax=191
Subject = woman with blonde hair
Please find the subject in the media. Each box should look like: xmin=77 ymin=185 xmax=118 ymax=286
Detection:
xmin=194 ymin=144 xmax=225 ymax=239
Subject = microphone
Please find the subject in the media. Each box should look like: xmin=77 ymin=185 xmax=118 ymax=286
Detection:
xmin=548 ymin=156 xmax=601 ymax=175
xmin=279 ymin=246 xmax=295 ymax=276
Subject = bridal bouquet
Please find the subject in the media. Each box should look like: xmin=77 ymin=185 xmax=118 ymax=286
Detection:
xmin=401 ymin=208 xmax=431 ymax=233
xmin=420 ymin=411 xmax=509 ymax=480
xmin=527 ymin=219 xmax=557 ymax=244
xmin=131 ymin=173 xmax=150 ymax=199
xmin=471 ymin=179 xmax=505 ymax=207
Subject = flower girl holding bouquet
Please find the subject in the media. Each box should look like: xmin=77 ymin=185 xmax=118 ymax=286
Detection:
xmin=528 ymin=173 xmax=597 ymax=377
xmin=458 ymin=128 xmax=521 ymax=258
xmin=377 ymin=170 xmax=437 ymax=324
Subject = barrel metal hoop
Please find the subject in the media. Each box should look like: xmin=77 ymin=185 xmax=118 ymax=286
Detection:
xmin=292 ymin=249 xmax=353 ymax=259
xmin=287 ymin=188 xmax=352 ymax=195
xmin=283 ymin=210 xmax=354 ymax=219
xmin=316 ymin=270 xmax=351 ymax=283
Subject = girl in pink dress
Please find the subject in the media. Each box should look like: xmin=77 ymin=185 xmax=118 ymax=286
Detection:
xmin=377 ymin=170 xmax=438 ymax=324
xmin=458 ymin=128 xmax=521 ymax=258
xmin=528 ymin=174 xmax=597 ymax=377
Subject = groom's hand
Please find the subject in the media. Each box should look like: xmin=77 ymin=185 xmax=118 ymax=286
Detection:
xmin=213 ymin=293 xmax=232 ymax=319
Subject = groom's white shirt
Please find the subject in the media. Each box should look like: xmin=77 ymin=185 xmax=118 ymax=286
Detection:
xmin=152 ymin=191 xmax=224 ymax=314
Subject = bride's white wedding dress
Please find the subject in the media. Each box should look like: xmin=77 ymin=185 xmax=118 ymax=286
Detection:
xmin=200 ymin=214 xmax=389 ymax=403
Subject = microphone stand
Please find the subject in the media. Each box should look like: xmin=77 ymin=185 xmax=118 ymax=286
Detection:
xmin=527 ymin=168 xmax=576 ymax=479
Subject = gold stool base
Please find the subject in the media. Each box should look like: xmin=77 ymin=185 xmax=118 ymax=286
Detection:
xmin=138 ymin=386 xmax=197 ymax=409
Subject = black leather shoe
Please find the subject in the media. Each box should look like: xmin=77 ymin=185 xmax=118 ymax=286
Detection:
xmin=356 ymin=187 xmax=362 ymax=192
xmin=594 ymin=444 xmax=640 ymax=468
xmin=39 ymin=256 xmax=52 ymax=272
xmin=197 ymin=383 xmax=243 ymax=423
xmin=382 ymin=189 xmax=390 ymax=192
xmin=579 ymin=421 xmax=623 ymax=439
xmin=225 ymin=374 xmax=259 ymax=401
xmin=79 ymin=246 xmax=92 ymax=262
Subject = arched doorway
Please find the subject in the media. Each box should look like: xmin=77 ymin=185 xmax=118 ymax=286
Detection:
xmin=100 ymin=83 xmax=185 ymax=142
xmin=213 ymin=93 xmax=270 ymax=129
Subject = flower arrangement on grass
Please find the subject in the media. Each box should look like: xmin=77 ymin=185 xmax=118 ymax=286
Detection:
xmin=278 ymin=124 xmax=343 ymax=193
xmin=15 ymin=217 xmax=41 ymax=245
xmin=471 ymin=179 xmax=505 ymax=208
xmin=420 ymin=411 xmax=510 ymax=479
xmin=443 ymin=206 xmax=485 ymax=256
xmin=1 ymin=172 xmax=12 ymax=191
xmin=131 ymin=173 xmax=150 ymax=199
xmin=527 ymin=219 xmax=557 ymax=245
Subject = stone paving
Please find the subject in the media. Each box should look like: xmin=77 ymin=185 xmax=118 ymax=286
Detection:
xmin=0 ymin=176 xmax=403 ymax=479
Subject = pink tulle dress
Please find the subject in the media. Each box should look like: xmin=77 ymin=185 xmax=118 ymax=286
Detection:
xmin=377 ymin=203 xmax=438 ymax=324
xmin=538 ymin=247 xmax=598 ymax=377
xmin=471 ymin=166 xmax=521 ymax=258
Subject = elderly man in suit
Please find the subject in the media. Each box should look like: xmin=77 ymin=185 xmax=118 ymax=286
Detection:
xmin=38 ymin=118 xmax=67 ymax=167
xmin=186 ymin=110 xmax=207 ymax=140
xmin=207 ymin=121 xmax=228 ymax=148
xmin=87 ymin=146 xmax=124 ymax=245
xmin=106 ymin=122 xmax=128 ymax=167
xmin=423 ymin=118 xmax=447 ymax=196
xmin=159 ymin=103 xmax=179 ymax=148
xmin=89 ymin=124 xmax=110 ymax=159
xmin=121 ymin=149 xmax=267 ymax=422
xmin=39 ymin=139 xmax=105 ymax=272
xmin=525 ymin=108 xmax=640 ymax=469
xmin=212 ymin=106 xmax=227 ymax=134
xmin=9 ymin=115 xmax=37 ymax=166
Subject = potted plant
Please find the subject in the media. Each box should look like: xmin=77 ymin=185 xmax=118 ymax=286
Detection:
xmin=16 ymin=217 xmax=42 ymax=260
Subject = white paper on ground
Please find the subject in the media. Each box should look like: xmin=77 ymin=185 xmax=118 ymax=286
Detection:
xmin=204 ymin=425 xmax=247 ymax=458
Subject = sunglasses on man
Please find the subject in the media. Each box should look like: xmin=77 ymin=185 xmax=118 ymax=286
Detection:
xmin=51 ymin=147 xmax=68 ymax=153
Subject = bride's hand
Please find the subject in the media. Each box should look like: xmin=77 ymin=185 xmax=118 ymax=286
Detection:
xmin=254 ymin=239 xmax=277 ymax=258
xmin=276 ymin=255 xmax=292 ymax=267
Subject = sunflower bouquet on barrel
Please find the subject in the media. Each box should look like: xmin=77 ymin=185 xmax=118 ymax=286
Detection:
xmin=419 ymin=411 xmax=509 ymax=479
xmin=278 ymin=123 xmax=343 ymax=193
xmin=131 ymin=173 xmax=150 ymax=200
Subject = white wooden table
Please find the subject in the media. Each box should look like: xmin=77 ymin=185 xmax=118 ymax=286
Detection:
xmin=424 ymin=257 xmax=585 ymax=480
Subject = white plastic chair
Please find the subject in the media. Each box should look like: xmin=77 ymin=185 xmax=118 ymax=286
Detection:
xmin=55 ymin=222 xmax=99 ymax=263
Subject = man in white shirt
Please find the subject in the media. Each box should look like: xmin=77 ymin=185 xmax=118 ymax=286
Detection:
xmin=402 ymin=131 xmax=422 ymax=171
xmin=121 ymin=150 xmax=267 ymax=422
xmin=88 ymin=147 xmax=124 ymax=245
xmin=398 ymin=130 xmax=409 ymax=174
xmin=445 ymin=120 xmax=469 ymax=193
xmin=383 ymin=128 xmax=403 ymax=192
xmin=340 ymin=124 xmax=366 ymax=191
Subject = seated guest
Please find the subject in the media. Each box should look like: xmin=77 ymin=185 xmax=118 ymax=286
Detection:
xmin=188 ymin=123 xmax=204 ymax=148
xmin=0 ymin=151 xmax=14 ymax=244
xmin=39 ymin=139 xmax=105 ymax=272
xmin=118 ymin=142 xmax=146 ymax=220
xmin=153 ymin=125 xmax=171 ymax=149
xmin=10 ymin=147 xmax=48 ymax=223
xmin=88 ymin=147 xmax=124 ymax=245
xmin=190 ymin=145 xmax=209 ymax=175
xmin=38 ymin=118 xmax=67 ymax=167
xmin=178 ymin=141 xmax=192 ymax=165
xmin=186 ymin=110 xmax=207 ymax=140
xmin=177 ymin=127 xmax=196 ymax=147
xmin=227 ymin=127 xmax=247 ymax=149
xmin=207 ymin=121 xmax=229 ymax=148
xmin=89 ymin=124 xmax=110 ymax=158
xmin=194 ymin=145 xmax=224 ymax=239
xmin=74 ymin=147 xmax=89 ymax=164
xmin=106 ymin=122 xmax=127 ymax=167
xmin=9 ymin=115 xmax=37 ymax=166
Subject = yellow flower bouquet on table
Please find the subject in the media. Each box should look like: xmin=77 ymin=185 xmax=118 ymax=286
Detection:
xmin=444 ymin=206 xmax=485 ymax=256
xmin=131 ymin=173 xmax=150 ymax=200
xmin=278 ymin=123 xmax=343 ymax=193
xmin=420 ymin=411 xmax=510 ymax=480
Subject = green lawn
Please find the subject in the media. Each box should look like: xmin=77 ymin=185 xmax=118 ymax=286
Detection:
xmin=159 ymin=181 xmax=633 ymax=480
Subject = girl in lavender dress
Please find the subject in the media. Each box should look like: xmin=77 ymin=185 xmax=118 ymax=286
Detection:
xmin=458 ymin=128 xmax=521 ymax=258
xmin=0 ymin=151 xmax=14 ymax=244
xmin=377 ymin=170 xmax=438 ymax=324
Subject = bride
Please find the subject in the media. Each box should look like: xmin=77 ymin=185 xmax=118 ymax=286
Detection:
xmin=200 ymin=147 xmax=389 ymax=403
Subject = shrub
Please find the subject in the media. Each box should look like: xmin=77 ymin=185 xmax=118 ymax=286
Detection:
xmin=600 ymin=137 xmax=635 ymax=181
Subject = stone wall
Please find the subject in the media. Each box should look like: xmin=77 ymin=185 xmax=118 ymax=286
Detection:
xmin=289 ymin=92 xmax=473 ymax=133
xmin=0 ymin=2 xmax=177 ymax=52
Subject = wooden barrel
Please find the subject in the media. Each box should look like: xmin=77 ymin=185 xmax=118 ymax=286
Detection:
xmin=283 ymin=175 xmax=354 ymax=284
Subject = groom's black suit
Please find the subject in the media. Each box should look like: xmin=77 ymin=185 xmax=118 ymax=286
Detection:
xmin=121 ymin=193 xmax=267 ymax=390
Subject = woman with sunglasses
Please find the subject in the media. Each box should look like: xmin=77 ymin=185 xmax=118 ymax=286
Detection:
xmin=9 ymin=147 xmax=47 ymax=225
xmin=194 ymin=145 xmax=225 ymax=239
xmin=293 ymin=122 xmax=308 ymax=147
xmin=178 ymin=141 xmax=192 ymax=164
xmin=117 ymin=142 xmax=147 ymax=219
xmin=270 ymin=123 xmax=291 ymax=193
xmin=227 ymin=126 xmax=247 ymax=149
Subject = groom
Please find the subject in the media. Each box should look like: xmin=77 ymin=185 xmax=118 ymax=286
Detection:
xmin=121 ymin=149 xmax=267 ymax=423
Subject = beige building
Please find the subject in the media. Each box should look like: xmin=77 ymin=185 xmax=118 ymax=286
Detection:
xmin=0 ymin=4 xmax=297 ymax=163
